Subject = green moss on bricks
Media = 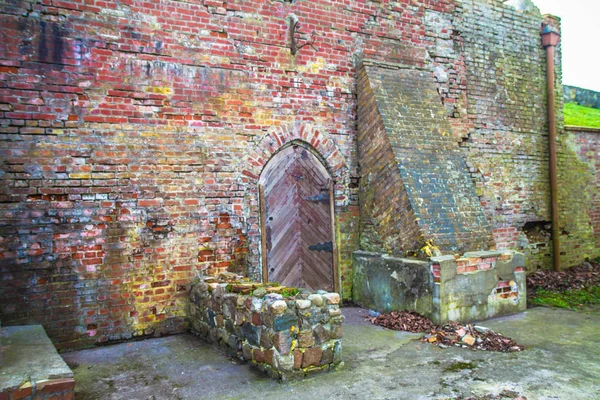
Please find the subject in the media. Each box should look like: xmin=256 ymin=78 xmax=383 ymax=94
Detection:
xmin=557 ymin=132 xmax=599 ymax=266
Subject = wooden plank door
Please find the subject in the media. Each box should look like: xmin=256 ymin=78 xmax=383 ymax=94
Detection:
xmin=259 ymin=145 xmax=335 ymax=291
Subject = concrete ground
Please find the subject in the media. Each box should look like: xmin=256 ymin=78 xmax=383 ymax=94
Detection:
xmin=62 ymin=307 xmax=600 ymax=400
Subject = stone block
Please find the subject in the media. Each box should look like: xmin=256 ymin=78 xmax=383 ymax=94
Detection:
xmin=241 ymin=323 xmax=261 ymax=347
xmin=296 ymin=300 xmax=312 ymax=309
xmin=242 ymin=344 xmax=253 ymax=361
xmin=264 ymin=349 xmax=275 ymax=366
xmin=273 ymin=314 xmax=298 ymax=332
xmin=260 ymin=327 xmax=273 ymax=349
xmin=313 ymin=324 xmax=330 ymax=344
xmin=293 ymin=350 xmax=303 ymax=369
xmin=321 ymin=348 xmax=334 ymax=365
xmin=253 ymin=349 xmax=265 ymax=363
xmin=270 ymin=300 xmax=288 ymax=314
xmin=308 ymin=294 xmax=324 ymax=307
xmin=323 ymin=293 xmax=340 ymax=305
xmin=273 ymin=331 xmax=292 ymax=355
xmin=302 ymin=348 xmax=323 ymax=368
xmin=331 ymin=325 xmax=343 ymax=339
xmin=333 ymin=341 xmax=343 ymax=364
xmin=297 ymin=330 xmax=315 ymax=347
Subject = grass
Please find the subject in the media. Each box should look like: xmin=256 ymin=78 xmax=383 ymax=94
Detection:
xmin=281 ymin=287 xmax=299 ymax=297
xmin=564 ymin=103 xmax=600 ymax=128
xmin=530 ymin=286 xmax=600 ymax=310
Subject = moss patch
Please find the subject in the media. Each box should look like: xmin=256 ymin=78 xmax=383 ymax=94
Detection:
xmin=530 ymin=286 xmax=600 ymax=310
xmin=564 ymin=103 xmax=600 ymax=128
xmin=443 ymin=361 xmax=477 ymax=372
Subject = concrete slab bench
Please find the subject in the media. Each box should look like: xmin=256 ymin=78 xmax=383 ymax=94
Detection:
xmin=0 ymin=325 xmax=74 ymax=400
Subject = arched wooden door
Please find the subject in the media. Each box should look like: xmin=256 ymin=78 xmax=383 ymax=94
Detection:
xmin=259 ymin=144 xmax=336 ymax=292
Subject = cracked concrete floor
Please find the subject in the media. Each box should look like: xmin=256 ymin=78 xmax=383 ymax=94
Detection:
xmin=62 ymin=306 xmax=600 ymax=400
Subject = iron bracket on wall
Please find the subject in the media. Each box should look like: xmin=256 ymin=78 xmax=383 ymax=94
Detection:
xmin=308 ymin=241 xmax=333 ymax=253
xmin=287 ymin=14 xmax=318 ymax=56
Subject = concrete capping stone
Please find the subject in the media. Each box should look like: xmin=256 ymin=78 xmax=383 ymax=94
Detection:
xmin=565 ymin=126 xmax=600 ymax=134
xmin=0 ymin=326 xmax=75 ymax=400
xmin=361 ymin=59 xmax=429 ymax=71
xmin=462 ymin=250 xmax=517 ymax=258
xmin=355 ymin=250 xmax=431 ymax=267
xmin=429 ymin=255 xmax=456 ymax=263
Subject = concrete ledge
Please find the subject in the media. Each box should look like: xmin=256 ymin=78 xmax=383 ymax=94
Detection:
xmin=352 ymin=251 xmax=433 ymax=316
xmin=0 ymin=325 xmax=74 ymax=400
xmin=352 ymin=250 xmax=526 ymax=324
xmin=431 ymin=251 xmax=527 ymax=323
xmin=565 ymin=125 xmax=600 ymax=133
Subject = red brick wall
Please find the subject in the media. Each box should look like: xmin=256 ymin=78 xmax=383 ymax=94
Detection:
xmin=1 ymin=0 xmax=597 ymax=349
xmin=0 ymin=0 xmax=457 ymax=348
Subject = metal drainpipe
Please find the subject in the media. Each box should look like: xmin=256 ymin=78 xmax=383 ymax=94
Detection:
xmin=541 ymin=26 xmax=561 ymax=272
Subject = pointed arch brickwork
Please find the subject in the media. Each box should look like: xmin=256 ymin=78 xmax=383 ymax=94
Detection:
xmin=240 ymin=123 xmax=351 ymax=290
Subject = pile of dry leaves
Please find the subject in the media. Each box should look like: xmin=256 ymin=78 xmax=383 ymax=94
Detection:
xmin=367 ymin=310 xmax=436 ymax=333
xmin=526 ymin=260 xmax=600 ymax=294
xmin=368 ymin=311 xmax=524 ymax=352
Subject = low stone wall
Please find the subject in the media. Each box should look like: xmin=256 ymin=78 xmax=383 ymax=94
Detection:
xmin=188 ymin=278 xmax=343 ymax=380
xmin=353 ymin=250 xmax=526 ymax=324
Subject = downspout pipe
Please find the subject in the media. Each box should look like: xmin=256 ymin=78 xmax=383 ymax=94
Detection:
xmin=541 ymin=26 xmax=561 ymax=272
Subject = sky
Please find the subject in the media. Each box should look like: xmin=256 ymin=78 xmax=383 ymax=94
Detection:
xmin=532 ymin=0 xmax=600 ymax=91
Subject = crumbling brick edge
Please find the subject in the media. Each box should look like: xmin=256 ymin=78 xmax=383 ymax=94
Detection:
xmin=188 ymin=278 xmax=344 ymax=381
xmin=0 ymin=378 xmax=75 ymax=400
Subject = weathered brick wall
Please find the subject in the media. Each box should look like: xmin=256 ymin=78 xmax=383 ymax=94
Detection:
xmin=356 ymin=64 xmax=422 ymax=255
xmin=454 ymin=1 xmax=551 ymax=254
xmin=0 ymin=0 xmax=457 ymax=348
xmin=438 ymin=2 xmax=597 ymax=270
xmin=1 ymin=0 xmax=598 ymax=349
xmin=563 ymin=127 xmax=600 ymax=258
xmin=357 ymin=0 xmax=597 ymax=268
xmin=358 ymin=63 xmax=494 ymax=254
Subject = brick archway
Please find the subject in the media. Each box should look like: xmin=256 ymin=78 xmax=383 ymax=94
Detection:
xmin=240 ymin=123 xmax=350 ymax=283
xmin=242 ymin=123 xmax=348 ymax=183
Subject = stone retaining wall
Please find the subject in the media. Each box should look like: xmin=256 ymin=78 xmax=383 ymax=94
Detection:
xmin=188 ymin=279 xmax=343 ymax=380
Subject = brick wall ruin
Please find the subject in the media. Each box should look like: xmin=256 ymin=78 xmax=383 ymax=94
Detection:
xmin=1 ymin=0 xmax=599 ymax=349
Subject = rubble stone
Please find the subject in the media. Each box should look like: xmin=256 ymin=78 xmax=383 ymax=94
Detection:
xmin=189 ymin=277 xmax=343 ymax=380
